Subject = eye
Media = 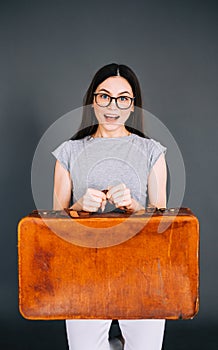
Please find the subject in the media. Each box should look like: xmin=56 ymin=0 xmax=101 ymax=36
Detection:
xmin=119 ymin=96 xmax=129 ymax=101
xmin=99 ymin=93 xmax=110 ymax=100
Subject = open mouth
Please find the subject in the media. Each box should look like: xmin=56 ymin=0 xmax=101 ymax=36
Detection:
xmin=104 ymin=114 xmax=120 ymax=121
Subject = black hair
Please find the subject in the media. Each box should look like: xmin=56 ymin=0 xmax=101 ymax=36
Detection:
xmin=71 ymin=63 xmax=147 ymax=139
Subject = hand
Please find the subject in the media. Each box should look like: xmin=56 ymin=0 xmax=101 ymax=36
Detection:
xmin=106 ymin=183 xmax=132 ymax=210
xmin=106 ymin=183 xmax=145 ymax=212
xmin=71 ymin=188 xmax=107 ymax=212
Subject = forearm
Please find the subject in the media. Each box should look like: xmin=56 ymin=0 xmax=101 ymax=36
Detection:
xmin=53 ymin=191 xmax=71 ymax=210
xmin=70 ymin=199 xmax=83 ymax=211
xmin=53 ymin=160 xmax=72 ymax=210
xmin=147 ymin=198 xmax=166 ymax=209
xmin=147 ymin=154 xmax=167 ymax=209
xmin=124 ymin=198 xmax=145 ymax=212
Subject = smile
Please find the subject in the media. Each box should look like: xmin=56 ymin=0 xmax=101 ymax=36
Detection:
xmin=104 ymin=114 xmax=120 ymax=121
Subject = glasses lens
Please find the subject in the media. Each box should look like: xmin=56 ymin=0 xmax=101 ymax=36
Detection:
xmin=96 ymin=94 xmax=110 ymax=107
xmin=117 ymin=96 xmax=132 ymax=109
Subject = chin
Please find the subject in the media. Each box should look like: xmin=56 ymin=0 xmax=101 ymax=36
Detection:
xmin=103 ymin=124 xmax=122 ymax=132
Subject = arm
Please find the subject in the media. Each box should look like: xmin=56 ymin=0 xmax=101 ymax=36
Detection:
xmin=147 ymin=153 xmax=167 ymax=208
xmin=105 ymin=153 xmax=167 ymax=212
xmin=53 ymin=160 xmax=72 ymax=210
xmin=53 ymin=160 xmax=106 ymax=211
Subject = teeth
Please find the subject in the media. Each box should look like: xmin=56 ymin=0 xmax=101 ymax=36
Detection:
xmin=104 ymin=114 xmax=119 ymax=118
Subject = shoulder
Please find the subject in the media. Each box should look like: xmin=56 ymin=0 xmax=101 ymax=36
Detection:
xmin=52 ymin=137 xmax=88 ymax=171
xmin=147 ymin=138 xmax=167 ymax=155
xmin=131 ymin=134 xmax=166 ymax=153
xmin=131 ymin=134 xmax=167 ymax=171
xmin=53 ymin=137 xmax=88 ymax=154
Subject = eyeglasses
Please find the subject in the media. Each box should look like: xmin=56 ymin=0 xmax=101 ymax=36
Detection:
xmin=94 ymin=93 xmax=135 ymax=110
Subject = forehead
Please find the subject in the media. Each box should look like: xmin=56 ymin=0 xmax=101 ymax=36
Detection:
xmin=96 ymin=76 xmax=133 ymax=94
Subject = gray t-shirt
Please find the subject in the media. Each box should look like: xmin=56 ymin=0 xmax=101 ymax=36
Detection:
xmin=52 ymin=134 xmax=166 ymax=209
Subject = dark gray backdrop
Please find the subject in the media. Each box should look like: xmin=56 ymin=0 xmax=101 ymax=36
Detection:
xmin=0 ymin=0 xmax=217 ymax=349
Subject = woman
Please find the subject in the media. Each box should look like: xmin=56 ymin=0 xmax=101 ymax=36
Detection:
xmin=52 ymin=63 xmax=167 ymax=350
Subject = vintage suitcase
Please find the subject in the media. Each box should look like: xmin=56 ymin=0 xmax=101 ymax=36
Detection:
xmin=18 ymin=208 xmax=199 ymax=320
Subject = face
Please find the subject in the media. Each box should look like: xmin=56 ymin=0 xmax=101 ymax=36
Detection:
xmin=93 ymin=76 xmax=134 ymax=132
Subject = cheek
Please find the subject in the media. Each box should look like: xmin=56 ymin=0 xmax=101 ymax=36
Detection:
xmin=121 ymin=110 xmax=132 ymax=121
xmin=93 ymin=104 xmax=103 ymax=121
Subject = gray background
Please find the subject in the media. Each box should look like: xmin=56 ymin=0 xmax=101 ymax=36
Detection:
xmin=0 ymin=0 xmax=217 ymax=348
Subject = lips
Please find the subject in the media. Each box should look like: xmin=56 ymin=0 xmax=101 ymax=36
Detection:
xmin=104 ymin=114 xmax=120 ymax=121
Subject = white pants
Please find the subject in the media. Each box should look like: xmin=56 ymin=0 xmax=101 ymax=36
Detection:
xmin=66 ymin=319 xmax=165 ymax=350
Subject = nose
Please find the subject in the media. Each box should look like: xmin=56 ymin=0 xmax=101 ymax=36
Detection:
xmin=108 ymin=97 xmax=118 ymax=109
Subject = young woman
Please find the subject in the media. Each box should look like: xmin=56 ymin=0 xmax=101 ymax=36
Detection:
xmin=53 ymin=63 xmax=167 ymax=350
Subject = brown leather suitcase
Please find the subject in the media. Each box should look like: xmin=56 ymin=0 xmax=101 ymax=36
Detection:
xmin=18 ymin=208 xmax=199 ymax=320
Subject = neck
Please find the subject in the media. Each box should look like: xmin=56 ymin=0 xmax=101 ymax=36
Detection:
xmin=93 ymin=125 xmax=130 ymax=138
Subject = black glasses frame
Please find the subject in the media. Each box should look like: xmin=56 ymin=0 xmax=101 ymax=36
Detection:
xmin=93 ymin=93 xmax=135 ymax=110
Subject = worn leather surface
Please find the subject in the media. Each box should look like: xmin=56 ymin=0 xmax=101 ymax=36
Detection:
xmin=18 ymin=208 xmax=199 ymax=320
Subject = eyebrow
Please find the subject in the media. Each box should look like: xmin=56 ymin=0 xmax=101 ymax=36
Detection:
xmin=97 ymin=88 xmax=132 ymax=96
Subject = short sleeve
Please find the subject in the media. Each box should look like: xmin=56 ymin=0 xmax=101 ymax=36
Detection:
xmin=52 ymin=141 xmax=71 ymax=172
xmin=148 ymin=139 xmax=167 ymax=172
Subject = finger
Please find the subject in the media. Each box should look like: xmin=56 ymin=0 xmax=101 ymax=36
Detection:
xmin=83 ymin=197 xmax=102 ymax=208
xmin=113 ymin=195 xmax=128 ymax=205
xmin=107 ymin=183 xmax=126 ymax=198
xmin=116 ymin=198 xmax=132 ymax=208
xmin=100 ymin=199 xmax=107 ymax=212
xmin=86 ymin=193 xmax=106 ymax=204
xmin=112 ymin=189 xmax=130 ymax=202
xmin=118 ymin=205 xmax=133 ymax=212
xmin=112 ymin=192 xmax=131 ymax=205
xmin=125 ymin=204 xmax=134 ymax=210
xmin=87 ymin=188 xmax=106 ymax=200
xmin=83 ymin=205 xmax=98 ymax=212
xmin=83 ymin=203 xmax=100 ymax=211
xmin=107 ymin=197 xmax=114 ymax=205
xmin=89 ymin=195 xmax=104 ymax=204
xmin=118 ymin=206 xmax=126 ymax=210
xmin=106 ymin=186 xmax=112 ymax=200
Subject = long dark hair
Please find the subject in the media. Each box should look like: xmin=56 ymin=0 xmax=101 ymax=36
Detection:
xmin=71 ymin=63 xmax=147 ymax=140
